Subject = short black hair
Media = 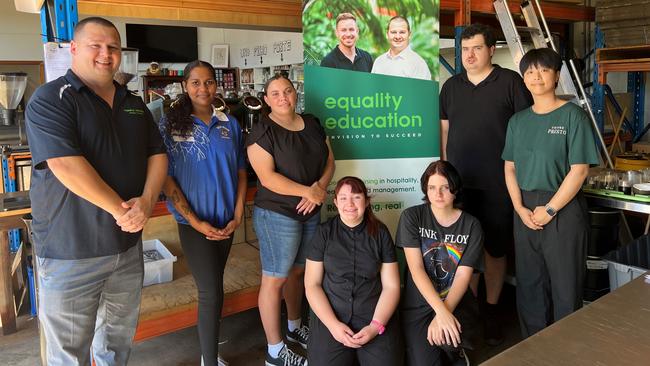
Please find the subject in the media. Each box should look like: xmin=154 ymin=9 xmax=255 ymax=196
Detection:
xmin=74 ymin=17 xmax=121 ymax=42
xmin=519 ymin=48 xmax=562 ymax=74
xmin=420 ymin=160 xmax=463 ymax=205
xmin=460 ymin=23 xmax=496 ymax=48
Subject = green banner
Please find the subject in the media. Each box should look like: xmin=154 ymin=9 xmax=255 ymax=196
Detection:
xmin=303 ymin=1 xmax=440 ymax=231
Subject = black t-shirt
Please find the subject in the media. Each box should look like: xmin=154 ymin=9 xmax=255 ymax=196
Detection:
xmin=26 ymin=69 xmax=165 ymax=259
xmin=308 ymin=216 xmax=397 ymax=324
xmin=440 ymin=65 xmax=532 ymax=192
xmin=246 ymin=113 xmax=328 ymax=221
xmin=396 ymin=204 xmax=484 ymax=310
xmin=320 ymin=46 xmax=374 ymax=72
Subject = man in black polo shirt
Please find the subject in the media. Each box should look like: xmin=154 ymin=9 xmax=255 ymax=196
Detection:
xmin=440 ymin=24 xmax=533 ymax=346
xmin=320 ymin=12 xmax=373 ymax=72
xmin=25 ymin=17 xmax=167 ymax=365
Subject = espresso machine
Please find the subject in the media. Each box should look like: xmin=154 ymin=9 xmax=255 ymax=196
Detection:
xmin=0 ymin=72 xmax=29 ymax=149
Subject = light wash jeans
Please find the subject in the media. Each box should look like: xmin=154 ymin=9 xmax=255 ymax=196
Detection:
xmin=36 ymin=241 xmax=144 ymax=366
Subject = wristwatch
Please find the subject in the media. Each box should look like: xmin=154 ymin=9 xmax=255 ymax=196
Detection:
xmin=545 ymin=205 xmax=557 ymax=217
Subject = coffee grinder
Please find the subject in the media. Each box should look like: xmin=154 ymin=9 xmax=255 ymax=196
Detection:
xmin=0 ymin=72 xmax=29 ymax=148
xmin=114 ymin=48 xmax=139 ymax=86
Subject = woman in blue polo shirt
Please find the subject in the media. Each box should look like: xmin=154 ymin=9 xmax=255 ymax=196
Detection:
xmin=159 ymin=60 xmax=247 ymax=366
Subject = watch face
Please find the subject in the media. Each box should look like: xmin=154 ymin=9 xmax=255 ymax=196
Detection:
xmin=546 ymin=207 xmax=556 ymax=216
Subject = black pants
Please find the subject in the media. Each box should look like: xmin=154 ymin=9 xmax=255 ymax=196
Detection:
xmin=307 ymin=313 xmax=403 ymax=366
xmin=514 ymin=191 xmax=588 ymax=338
xmin=462 ymin=188 xmax=513 ymax=258
xmin=401 ymin=292 xmax=479 ymax=366
xmin=178 ymin=223 xmax=233 ymax=364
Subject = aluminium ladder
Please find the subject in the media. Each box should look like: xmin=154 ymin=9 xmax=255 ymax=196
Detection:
xmin=493 ymin=0 xmax=613 ymax=168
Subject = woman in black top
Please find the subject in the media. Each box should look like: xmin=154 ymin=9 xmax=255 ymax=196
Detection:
xmin=247 ymin=74 xmax=335 ymax=366
xmin=396 ymin=161 xmax=484 ymax=366
xmin=305 ymin=176 xmax=401 ymax=366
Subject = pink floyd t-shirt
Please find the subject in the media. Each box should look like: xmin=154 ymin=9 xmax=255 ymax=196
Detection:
xmin=396 ymin=204 xmax=484 ymax=309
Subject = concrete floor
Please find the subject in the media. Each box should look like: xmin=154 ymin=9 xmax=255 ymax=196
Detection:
xmin=0 ymin=286 xmax=523 ymax=365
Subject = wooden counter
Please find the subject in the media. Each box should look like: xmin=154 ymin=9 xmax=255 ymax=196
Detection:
xmin=481 ymin=273 xmax=650 ymax=365
xmin=0 ymin=208 xmax=30 ymax=335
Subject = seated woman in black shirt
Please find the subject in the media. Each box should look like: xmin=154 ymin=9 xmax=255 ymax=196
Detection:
xmin=397 ymin=161 xmax=484 ymax=366
xmin=305 ymin=176 xmax=401 ymax=366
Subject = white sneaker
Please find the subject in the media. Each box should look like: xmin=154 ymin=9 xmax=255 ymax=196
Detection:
xmin=201 ymin=354 xmax=229 ymax=366
xmin=265 ymin=345 xmax=307 ymax=366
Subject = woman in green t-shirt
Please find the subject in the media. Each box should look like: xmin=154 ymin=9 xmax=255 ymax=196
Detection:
xmin=502 ymin=48 xmax=599 ymax=338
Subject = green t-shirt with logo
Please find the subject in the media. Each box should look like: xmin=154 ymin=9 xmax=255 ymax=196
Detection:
xmin=502 ymin=102 xmax=599 ymax=192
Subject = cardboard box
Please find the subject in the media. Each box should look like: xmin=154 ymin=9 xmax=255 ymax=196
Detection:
xmin=633 ymin=142 xmax=650 ymax=154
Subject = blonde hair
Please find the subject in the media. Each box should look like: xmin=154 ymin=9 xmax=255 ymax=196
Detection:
xmin=336 ymin=13 xmax=357 ymax=26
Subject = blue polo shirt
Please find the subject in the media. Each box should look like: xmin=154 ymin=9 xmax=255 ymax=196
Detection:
xmin=160 ymin=112 xmax=245 ymax=228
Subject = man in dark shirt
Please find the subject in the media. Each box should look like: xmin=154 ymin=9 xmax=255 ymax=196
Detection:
xmin=320 ymin=12 xmax=373 ymax=72
xmin=439 ymin=24 xmax=533 ymax=346
xmin=25 ymin=17 xmax=167 ymax=365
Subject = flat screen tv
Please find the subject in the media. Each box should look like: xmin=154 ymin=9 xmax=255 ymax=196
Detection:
xmin=126 ymin=24 xmax=198 ymax=63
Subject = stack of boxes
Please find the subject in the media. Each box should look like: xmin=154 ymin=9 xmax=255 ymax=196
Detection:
xmin=596 ymin=0 xmax=650 ymax=47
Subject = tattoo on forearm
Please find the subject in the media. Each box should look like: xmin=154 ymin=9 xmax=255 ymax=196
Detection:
xmin=170 ymin=189 xmax=191 ymax=216
xmin=170 ymin=190 xmax=181 ymax=204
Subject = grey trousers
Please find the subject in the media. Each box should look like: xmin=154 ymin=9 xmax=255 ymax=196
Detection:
xmin=514 ymin=191 xmax=588 ymax=338
xmin=36 ymin=241 xmax=144 ymax=366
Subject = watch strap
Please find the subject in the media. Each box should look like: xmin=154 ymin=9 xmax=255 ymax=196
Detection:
xmin=370 ymin=319 xmax=385 ymax=335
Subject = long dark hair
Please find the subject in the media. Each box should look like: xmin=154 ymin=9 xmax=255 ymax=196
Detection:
xmin=334 ymin=176 xmax=384 ymax=238
xmin=165 ymin=60 xmax=216 ymax=137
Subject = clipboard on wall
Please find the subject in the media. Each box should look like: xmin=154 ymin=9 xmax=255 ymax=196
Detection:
xmin=43 ymin=42 xmax=71 ymax=82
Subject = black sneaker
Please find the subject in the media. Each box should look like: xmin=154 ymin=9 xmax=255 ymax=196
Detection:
xmin=286 ymin=325 xmax=309 ymax=349
xmin=484 ymin=304 xmax=504 ymax=346
xmin=456 ymin=348 xmax=470 ymax=366
xmin=265 ymin=345 xmax=307 ymax=366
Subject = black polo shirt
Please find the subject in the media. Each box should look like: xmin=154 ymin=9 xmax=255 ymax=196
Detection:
xmin=308 ymin=216 xmax=397 ymax=324
xmin=26 ymin=69 xmax=165 ymax=259
xmin=320 ymin=46 xmax=373 ymax=72
xmin=440 ymin=65 xmax=532 ymax=192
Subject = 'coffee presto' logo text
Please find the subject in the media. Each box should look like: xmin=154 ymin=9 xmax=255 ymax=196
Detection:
xmin=547 ymin=125 xmax=567 ymax=135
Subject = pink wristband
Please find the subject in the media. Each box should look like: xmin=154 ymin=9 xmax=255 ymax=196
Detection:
xmin=371 ymin=319 xmax=385 ymax=335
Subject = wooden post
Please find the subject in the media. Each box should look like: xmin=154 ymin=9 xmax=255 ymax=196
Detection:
xmin=0 ymin=230 xmax=17 ymax=335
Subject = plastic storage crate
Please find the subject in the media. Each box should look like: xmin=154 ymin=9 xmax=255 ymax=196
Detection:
xmin=143 ymin=239 xmax=177 ymax=287
xmin=604 ymin=235 xmax=650 ymax=291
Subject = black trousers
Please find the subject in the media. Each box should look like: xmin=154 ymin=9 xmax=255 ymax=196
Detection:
xmin=514 ymin=191 xmax=588 ymax=338
xmin=401 ymin=292 xmax=479 ymax=366
xmin=178 ymin=223 xmax=233 ymax=364
xmin=307 ymin=313 xmax=403 ymax=366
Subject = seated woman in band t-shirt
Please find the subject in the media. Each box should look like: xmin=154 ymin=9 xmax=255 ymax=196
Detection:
xmin=396 ymin=160 xmax=484 ymax=366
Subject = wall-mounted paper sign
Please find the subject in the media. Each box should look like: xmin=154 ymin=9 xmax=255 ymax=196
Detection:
xmin=231 ymin=33 xmax=303 ymax=68
xmin=43 ymin=42 xmax=71 ymax=82
xmin=211 ymin=45 xmax=229 ymax=68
